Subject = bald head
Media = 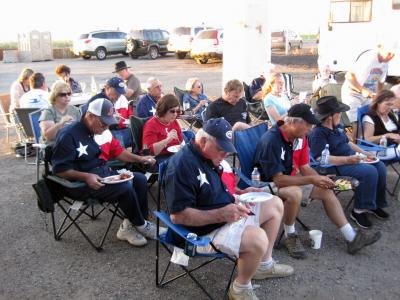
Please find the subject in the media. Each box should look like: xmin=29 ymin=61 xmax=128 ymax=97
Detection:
xmin=391 ymin=84 xmax=400 ymax=98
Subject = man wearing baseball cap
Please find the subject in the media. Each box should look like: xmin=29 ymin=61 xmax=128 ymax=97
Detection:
xmin=164 ymin=118 xmax=294 ymax=299
xmin=254 ymin=103 xmax=381 ymax=259
xmin=81 ymin=76 xmax=134 ymax=148
xmin=52 ymin=98 xmax=166 ymax=247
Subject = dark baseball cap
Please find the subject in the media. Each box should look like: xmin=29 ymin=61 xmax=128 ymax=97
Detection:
xmin=203 ymin=118 xmax=236 ymax=153
xmin=287 ymin=103 xmax=319 ymax=125
xmin=87 ymin=98 xmax=118 ymax=126
xmin=106 ymin=77 xmax=126 ymax=95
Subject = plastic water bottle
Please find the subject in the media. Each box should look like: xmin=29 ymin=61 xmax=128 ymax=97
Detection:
xmin=251 ymin=167 xmax=260 ymax=186
xmin=320 ymin=144 xmax=330 ymax=165
xmin=90 ymin=76 xmax=97 ymax=95
xmin=183 ymin=98 xmax=190 ymax=111
xmin=379 ymin=135 xmax=387 ymax=157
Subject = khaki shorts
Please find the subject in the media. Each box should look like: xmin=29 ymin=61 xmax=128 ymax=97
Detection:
xmin=196 ymin=203 xmax=261 ymax=258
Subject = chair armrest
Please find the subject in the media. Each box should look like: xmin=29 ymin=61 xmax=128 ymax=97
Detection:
xmin=47 ymin=174 xmax=86 ymax=189
xmin=232 ymin=167 xmax=273 ymax=193
xmin=153 ymin=211 xmax=211 ymax=247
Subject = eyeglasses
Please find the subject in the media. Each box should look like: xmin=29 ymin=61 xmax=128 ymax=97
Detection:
xmin=58 ymin=92 xmax=72 ymax=97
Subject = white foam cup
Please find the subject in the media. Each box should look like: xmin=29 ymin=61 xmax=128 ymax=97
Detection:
xmin=309 ymin=230 xmax=323 ymax=249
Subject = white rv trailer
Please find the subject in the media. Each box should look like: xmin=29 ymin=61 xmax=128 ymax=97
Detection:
xmin=318 ymin=0 xmax=400 ymax=80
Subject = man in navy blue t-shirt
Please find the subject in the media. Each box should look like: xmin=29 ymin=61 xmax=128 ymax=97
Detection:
xmin=254 ymin=103 xmax=381 ymax=259
xmin=52 ymin=98 xmax=165 ymax=247
xmin=164 ymin=118 xmax=293 ymax=299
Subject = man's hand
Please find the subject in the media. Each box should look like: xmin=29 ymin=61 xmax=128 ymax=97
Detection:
xmin=346 ymin=155 xmax=362 ymax=164
xmin=60 ymin=115 xmax=74 ymax=126
xmin=140 ymin=155 xmax=156 ymax=165
xmin=85 ymin=173 xmax=105 ymax=190
xmin=311 ymin=175 xmax=335 ymax=189
xmin=219 ymin=203 xmax=251 ymax=223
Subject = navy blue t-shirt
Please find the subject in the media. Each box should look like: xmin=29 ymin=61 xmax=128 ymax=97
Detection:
xmin=136 ymin=93 xmax=157 ymax=118
xmin=308 ymin=125 xmax=355 ymax=158
xmin=52 ymin=121 xmax=105 ymax=174
xmin=254 ymin=124 xmax=295 ymax=182
xmin=164 ymin=141 xmax=234 ymax=236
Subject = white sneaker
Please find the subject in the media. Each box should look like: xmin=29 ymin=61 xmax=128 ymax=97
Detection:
xmin=116 ymin=219 xmax=147 ymax=247
xmin=136 ymin=220 xmax=167 ymax=240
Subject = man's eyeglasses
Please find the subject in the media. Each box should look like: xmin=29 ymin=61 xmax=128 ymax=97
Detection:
xmin=58 ymin=92 xmax=72 ymax=97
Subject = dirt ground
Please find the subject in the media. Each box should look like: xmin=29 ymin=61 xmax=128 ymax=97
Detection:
xmin=0 ymin=52 xmax=399 ymax=300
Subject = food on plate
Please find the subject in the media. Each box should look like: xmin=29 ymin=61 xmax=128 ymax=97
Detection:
xmin=119 ymin=173 xmax=131 ymax=180
xmin=362 ymin=157 xmax=376 ymax=163
xmin=335 ymin=178 xmax=352 ymax=190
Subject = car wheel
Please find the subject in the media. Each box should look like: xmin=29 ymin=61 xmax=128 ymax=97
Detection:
xmin=199 ymin=58 xmax=208 ymax=64
xmin=176 ymin=52 xmax=187 ymax=59
xmin=298 ymin=41 xmax=303 ymax=49
xmin=95 ymin=47 xmax=107 ymax=60
xmin=149 ymin=47 xmax=158 ymax=59
xmin=126 ymin=39 xmax=137 ymax=53
xmin=82 ymin=55 xmax=91 ymax=60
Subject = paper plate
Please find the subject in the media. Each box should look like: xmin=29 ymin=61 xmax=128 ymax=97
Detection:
xmin=101 ymin=174 xmax=134 ymax=184
xmin=360 ymin=157 xmax=379 ymax=164
xmin=167 ymin=145 xmax=182 ymax=153
xmin=237 ymin=192 xmax=273 ymax=203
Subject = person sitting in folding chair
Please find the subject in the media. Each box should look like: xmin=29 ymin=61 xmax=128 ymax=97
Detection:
xmin=254 ymin=103 xmax=381 ymax=259
xmin=309 ymin=96 xmax=389 ymax=229
xmin=52 ymin=98 xmax=166 ymax=247
xmin=164 ymin=118 xmax=294 ymax=300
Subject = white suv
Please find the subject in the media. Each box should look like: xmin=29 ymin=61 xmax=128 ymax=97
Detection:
xmin=73 ymin=30 xmax=127 ymax=60
xmin=190 ymin=29 xmax=223 ymax=64
xmin=168 ymin=26 xmax=212 ymax=59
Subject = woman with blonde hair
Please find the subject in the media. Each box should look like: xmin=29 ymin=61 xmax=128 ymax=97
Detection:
xmin=10 ymin=68 xmax=34 ymax=111
xmin=262 ymin=72 xmax=292 ymax=125
xmin=182 ymin=77 xmax=209 ymax=123
xmin=39 ymin=82 xmax=81 ymax=143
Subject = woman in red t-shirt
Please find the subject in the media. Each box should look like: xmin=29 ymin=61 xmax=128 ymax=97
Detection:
xmin=142 ymin=94 xmax=183 ymax=157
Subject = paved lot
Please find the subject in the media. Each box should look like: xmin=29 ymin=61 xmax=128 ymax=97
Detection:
xmin=1 ymin=55 xmax=400 ymax=300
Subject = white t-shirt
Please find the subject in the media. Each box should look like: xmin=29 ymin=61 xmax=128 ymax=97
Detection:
xmin=19 ymin=89 xmax=50 ymax=109
xmin=352 ymin=50 xmax=388 ymax=93
xmin=362 ymin=115 xmax=398 ymax=132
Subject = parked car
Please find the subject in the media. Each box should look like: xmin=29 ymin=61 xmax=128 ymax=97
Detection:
xmin=271 ymin=30 xmax=303 ymax=50
xmin=190 ymin=29 xmax=224 ymax=64
xmin=72 ymin=30 xmax=127 ymax=60
xmin=168 ymin=26 xmax=213 ymax=59
xmin=125 ymin=29 xmax=171 ymax=59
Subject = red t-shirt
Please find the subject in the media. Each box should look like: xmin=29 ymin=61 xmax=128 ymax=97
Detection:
xmin=142 ymin=116 xmax=183 ymax=156
xmin=94 ymin=129 xmax=124 ymax=161
xmin=279 ymin=128 xmax=309 ymax=175
xmin=115 ymin=95 xmax=134 ymax=129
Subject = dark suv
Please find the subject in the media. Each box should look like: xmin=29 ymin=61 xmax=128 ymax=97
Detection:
xmin=126 ymin=29 xmax=171 ymax=59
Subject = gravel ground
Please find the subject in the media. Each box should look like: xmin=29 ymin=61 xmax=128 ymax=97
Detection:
xmin=0 ymin=52 xmax=399 ymax=300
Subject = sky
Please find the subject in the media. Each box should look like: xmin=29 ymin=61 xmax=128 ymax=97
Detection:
xmin=0 ymin=0 xmax=327 ymax=42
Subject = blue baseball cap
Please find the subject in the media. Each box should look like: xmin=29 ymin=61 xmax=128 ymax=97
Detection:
xmin=87 ymin=98 xmax=118 ymax=126
xmin=106 ymin=77 xmax=126 ymax=95
xmin=203 ymin=118 xmax=236 ymax=153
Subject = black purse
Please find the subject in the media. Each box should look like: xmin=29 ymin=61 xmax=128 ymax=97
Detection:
xmin=32 ymin=178 xmax=56 ymax=213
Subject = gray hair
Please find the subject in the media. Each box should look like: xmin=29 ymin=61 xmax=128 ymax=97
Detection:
xmin=195 ymin=129 xmax=216 ymax=143
xmin=146 ymin=77 xmax=161 ymax=89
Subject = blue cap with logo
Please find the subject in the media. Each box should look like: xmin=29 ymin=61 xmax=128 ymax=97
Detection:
xmin=87 ymin=98 xmax=118 ymax=126
xmin=203 ymin=118 xmax=236 ymax=153
xmin=106 ymin=77 xmax=126 ymax=95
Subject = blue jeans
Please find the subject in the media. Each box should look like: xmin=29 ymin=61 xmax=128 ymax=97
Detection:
xmin=111 ymin=128 xmax=133 ymax=149
xmin=333 ymin=161 xmax=387 ymax=210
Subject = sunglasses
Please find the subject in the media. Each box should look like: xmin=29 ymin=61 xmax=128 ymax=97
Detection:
xmin=168 ymin=109 xmax=180 ymax=114
xmin=58 ymin=92 xmax=72 ymax=97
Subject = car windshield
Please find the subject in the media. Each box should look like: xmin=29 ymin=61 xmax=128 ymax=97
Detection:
xmin=172 ymin=27 xmax=190 ymax=35
xmin=197 ymin=30 xmax=216 ymax=39
xmin=79 ymin=34 xmax=89 ymax=39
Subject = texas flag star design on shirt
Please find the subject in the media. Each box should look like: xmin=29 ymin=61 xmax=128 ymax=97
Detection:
xmin=197 ymin=169 xmax=209 ymax=187
xmin=149 ymin=106 xmax=156 ymax=115
xmin=76 ymin=142 xmax=88 ymax=157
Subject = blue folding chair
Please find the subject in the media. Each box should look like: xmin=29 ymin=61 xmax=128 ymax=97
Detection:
xmin=356 ymin=105 xmax=400 ymax=196
xmin=29 ymin=109 xmax=47 ymax=181
xmin=153 ymin=161 xmax=237 ymax=300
